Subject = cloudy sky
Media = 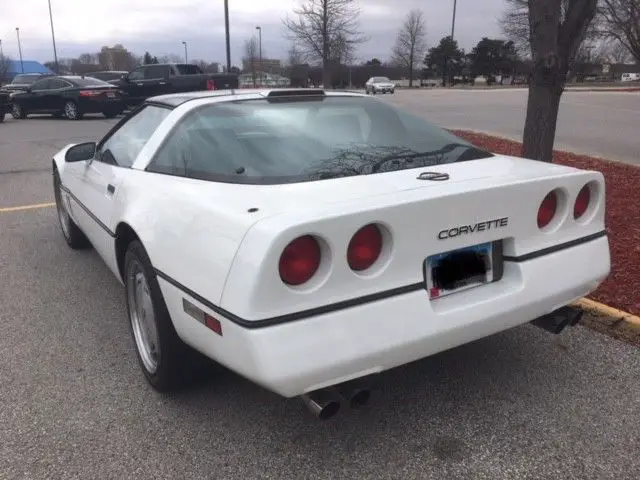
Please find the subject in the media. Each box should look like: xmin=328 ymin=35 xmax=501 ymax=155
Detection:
xmin=1 ymin=0 xmax=506 ymax=66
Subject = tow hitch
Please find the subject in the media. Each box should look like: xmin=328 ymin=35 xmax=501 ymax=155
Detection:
xmin=530 ymin=306 xmax=584 ymax=334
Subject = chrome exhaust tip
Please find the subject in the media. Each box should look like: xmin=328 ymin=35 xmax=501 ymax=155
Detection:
xmin=300 ymin=389 xmax=341 ymax=420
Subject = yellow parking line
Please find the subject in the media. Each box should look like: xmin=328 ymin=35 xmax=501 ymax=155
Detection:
xmin=0 ymin=202 xmax=55 ymax=213
xmin=572 ymin=298 xmax=640 ymax=327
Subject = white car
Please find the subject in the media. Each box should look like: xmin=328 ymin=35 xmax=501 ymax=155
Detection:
xmin=365 ymin=76 xmax=395 ymax=94
xmin=52 ymin=88 xmax=610 ymax=419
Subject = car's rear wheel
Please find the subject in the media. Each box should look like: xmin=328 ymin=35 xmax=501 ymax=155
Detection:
xmin=11 ymin=103 xmax=26 ymax=119
xmin=53 ymin=168 xmax=91 ymax=249
xmin=64 ymin=101 xmax=82 ymax=120
xmin=124 ymin=240 xmax=194 ymax=392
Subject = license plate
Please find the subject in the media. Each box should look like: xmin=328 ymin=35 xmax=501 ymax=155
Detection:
xmin=425 ymin=242 xmax=496 ymax=299
xmin=106 ymin=92 xmax=115 ymax=98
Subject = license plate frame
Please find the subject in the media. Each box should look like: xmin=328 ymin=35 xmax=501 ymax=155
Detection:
xmin=424 ymin=240 xmax=503 ymax=300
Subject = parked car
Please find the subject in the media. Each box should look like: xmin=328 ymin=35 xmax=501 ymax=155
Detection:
xmin=51 ymin=88 xmax=609 ymax=420
xmin=112 ymin=63 xmax=239 ymax=107
xmin=10 ymin=75 xmax=125 ymax=120
xmin=2 ymin=72 xmax=55 ymax=94
xmin=365 ymin=76 xmax=396 ymax=94
xmin=621 ymin=73 xmax=640 ymax=83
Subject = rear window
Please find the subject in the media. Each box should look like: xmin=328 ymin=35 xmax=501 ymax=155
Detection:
xmin=12 ymin=75 xmax=42 ymax=84
xmin=69 ymin=77 xmax=112 ymax=87
xmin=174 ymin=64 xmax=202 ymax=75
xmin=147 ymin=95 xmax=492 ymax=184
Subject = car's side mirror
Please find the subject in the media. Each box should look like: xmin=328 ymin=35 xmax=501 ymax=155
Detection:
xmin=25 ymin=86 xmax=32 ymax=93
xmin=121 ymin=74 xmax=129 ymax=82
xmin=65 ymin=142 xmax=97 ymax=163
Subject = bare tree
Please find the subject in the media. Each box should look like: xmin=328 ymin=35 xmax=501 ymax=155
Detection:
xmin=499 ymin=0 xmax=600 ymax=58
xmin=521 ymin=0 xmax=599 ymax=162
xmin=287 ymin=44 xmax=305 ymax=66
xmin=243 ymin=36 xmax=260 ymax=86
xmin=391 ymin=9 xmax=427 ymax=87
xmin=0 ymin=54 xmax=12 ymax=83
xmin=598 ymin=0 xmax=640 ymax=62
xmin=282 ymin=0 xmax=367 ymax=87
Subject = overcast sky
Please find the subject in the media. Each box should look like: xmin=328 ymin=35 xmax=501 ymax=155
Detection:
xmin=1 ymin=0 xmax=506 ymax=66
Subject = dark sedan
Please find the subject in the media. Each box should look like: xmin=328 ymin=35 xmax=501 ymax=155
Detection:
xmin=10 ymin=75 xmax=125 ymax=120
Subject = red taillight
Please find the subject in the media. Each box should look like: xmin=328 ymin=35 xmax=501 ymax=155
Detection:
xmin=206 ymin=79 xmax=215 ymax=90
xmin=574 ymin=185 xmax=591 ymax=219
xmin=79 ymin=90 xmax=101 ymax=96
xmin=347 ymin=224 xmax=383 ymax=271
xmin=537 ymin=191 xmax=558 ymax=228
xmin=279 ymin=235 xmax=321 ymax=285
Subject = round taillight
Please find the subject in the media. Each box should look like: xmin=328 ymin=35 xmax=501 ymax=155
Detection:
xmin=537 ymin=191 xmax=558 ymax=229
xmin=279 ymin=235 xmax=321 ymax=285
xmin=574 ymin=184 xmax=590 ymax=219
xmin=347 ymin=224 xmax=383 ymax=271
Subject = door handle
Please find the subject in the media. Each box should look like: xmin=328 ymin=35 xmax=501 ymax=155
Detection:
xmin=107 ymin=184 xmax=115 ymax=194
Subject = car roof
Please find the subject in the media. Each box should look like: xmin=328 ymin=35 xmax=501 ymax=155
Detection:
xmin=146 ymin=88 xmax=367 ymax=107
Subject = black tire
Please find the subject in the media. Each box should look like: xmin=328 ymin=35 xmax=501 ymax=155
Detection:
xmin=124 ymin=240 xmax=195 ymax=392
xmin=102 ymin=110 xmax=118 ymax=119
xmin=53 ymin=168 xmax=91 ymax=249
xmin=0 ymin=111 xmax=5 ymax=123
xmin=12 ymin=103 xmax=26 ymax=119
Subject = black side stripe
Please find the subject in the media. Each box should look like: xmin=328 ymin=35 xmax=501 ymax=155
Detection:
xmin=155 ymin=268 xmax=423 ymax=329
xmin=60 ymin=184 xmax=116 ymax=237
xmin=503 ymin=230 xmax=607 ymax=262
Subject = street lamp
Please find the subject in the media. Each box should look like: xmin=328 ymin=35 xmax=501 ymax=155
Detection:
xmin=16 ymin=27 xmax=24 ymax=73
xmin=47 ymin=0 xmax=59 ymax=73
xmin=182 ymin=41 xmax=188 ymax=63
xmin=224 ymin=0 xmax=231 ymax=72
xmin=255 ymin=26 xmax=262 ymax=86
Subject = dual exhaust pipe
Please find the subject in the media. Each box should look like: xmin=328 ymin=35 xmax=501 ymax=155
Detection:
xmin=300 ymin=378 xmax=373 ymax=420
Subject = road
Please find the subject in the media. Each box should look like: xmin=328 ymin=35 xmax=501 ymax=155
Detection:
xmin=1 ymin=110 xmax=639 ymax=479
xmin=379 ymin=88 xmax=640 ymax=166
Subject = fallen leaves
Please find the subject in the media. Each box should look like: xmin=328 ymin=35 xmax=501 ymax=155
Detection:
xmin=450 ymin=130 xmax=639 ymax=316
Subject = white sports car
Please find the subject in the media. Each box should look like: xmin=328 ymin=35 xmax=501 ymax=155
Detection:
xmin=52 ymin=88 xmax=610 ymax=419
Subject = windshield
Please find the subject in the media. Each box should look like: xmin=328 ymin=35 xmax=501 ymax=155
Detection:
xmin=148 ymin=96 xmax=493 ymax=184
xmin=11 ymin=75 xmax=42 ymax=84
xmin=373 ymin=77 xmax=391 ymax=83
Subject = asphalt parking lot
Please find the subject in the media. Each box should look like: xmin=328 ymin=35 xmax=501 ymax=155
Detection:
xmin=1 ymin=105 xmax=639 ymax=479
xmin=379 ymin=88 xmax=640 ymax=166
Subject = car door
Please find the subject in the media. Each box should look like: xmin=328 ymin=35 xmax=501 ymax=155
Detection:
xmin=65 ymin=104 xmax=172 ymax=270
xmin=141 ymin=65 xmax=170 ymax=98
xmin=20 ymin=78 xmax=53 ymax=112
xmin=44 ymin=78 xmax=72 ymax=112
xmin=124 ymin=67 xmax=146 ymax=105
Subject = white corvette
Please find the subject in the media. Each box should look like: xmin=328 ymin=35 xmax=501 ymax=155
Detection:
xmin=52 ymin=88 xmax=610 ymax=419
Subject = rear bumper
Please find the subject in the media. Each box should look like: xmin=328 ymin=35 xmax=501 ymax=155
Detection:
xmin=159 ymin=234 xmax=610 ymax=398
xmin=78 ymin=97 xmax=125 ymax=113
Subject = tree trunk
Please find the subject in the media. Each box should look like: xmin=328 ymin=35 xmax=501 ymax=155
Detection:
xmin=522 ymin=82 xmax=564 ymax=162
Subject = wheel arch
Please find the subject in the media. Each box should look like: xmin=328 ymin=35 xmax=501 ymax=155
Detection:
xmin=115 ymin=222 xmax=143 ymax=282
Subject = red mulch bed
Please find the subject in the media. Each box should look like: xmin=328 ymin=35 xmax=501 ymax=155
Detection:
xmin=449 ymin=130 xmax=640 ymax=316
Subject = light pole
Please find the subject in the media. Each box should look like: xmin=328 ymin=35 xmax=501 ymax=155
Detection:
xmin=224 ymin=0 xmax=231 ymax=72
xmin=182 ymin=41 xmax=188 ymax=63
xmin=47 ymin=0 xmax=59 ymax=73
xmin=255 ymin=26 xmax=262 ymax=86
xmin=16 ymin=28 xmax=24 ymax=73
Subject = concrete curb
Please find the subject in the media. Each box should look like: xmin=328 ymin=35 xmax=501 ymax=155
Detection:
xmin=571 ymin=298 xmax=640 ymax=329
